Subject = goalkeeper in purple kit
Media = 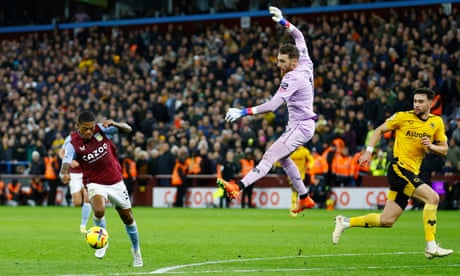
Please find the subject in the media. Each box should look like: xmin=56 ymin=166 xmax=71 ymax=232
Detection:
xmin=218 ymin=6 xmax=316 ymax=213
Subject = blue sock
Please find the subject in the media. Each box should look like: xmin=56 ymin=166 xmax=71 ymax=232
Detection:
xmin=81 ymin=203 xmax=91 ymax=226
xmin=125 ymin=222 xmax=140 ymax=250
xmin=93 ymin=216 xmax=106 ymax=229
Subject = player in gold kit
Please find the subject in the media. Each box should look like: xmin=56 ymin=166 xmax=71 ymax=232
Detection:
xmin=332 ymin=87 xmax=453 ymax=259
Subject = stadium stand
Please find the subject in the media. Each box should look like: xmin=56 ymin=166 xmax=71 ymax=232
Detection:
xmin=0 ymin=1 xmax=459 ymax=206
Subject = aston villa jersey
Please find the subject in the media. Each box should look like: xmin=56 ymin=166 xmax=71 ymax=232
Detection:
xmin=63 ymin=124 xmax=122 ymax=185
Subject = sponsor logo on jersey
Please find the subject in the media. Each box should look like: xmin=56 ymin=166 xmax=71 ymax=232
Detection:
xmin=82 ymin=142 xmax=109 ymax=162
xmin=405 ymin=131 xmax=432 ymax=139
xmin=280 ymin=82 xmax=288 ymax=91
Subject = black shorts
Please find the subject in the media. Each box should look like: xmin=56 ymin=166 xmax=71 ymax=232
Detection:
xmin=386 ymin=162 xmax=426 ymax=209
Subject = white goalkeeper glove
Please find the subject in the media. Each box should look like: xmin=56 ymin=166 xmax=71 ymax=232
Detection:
xmin=225 ymin=107 xmax=257 ymax=122
xmin=269 ymin=6 xmax=283 ymax=23
xmin=225 ymin=108 xmax=244 ymax=123
xmin=269 ymin=6 xmax=290 ymax=28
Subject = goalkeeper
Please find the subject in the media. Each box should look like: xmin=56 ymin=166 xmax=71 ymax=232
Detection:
xmin=218 ymin=6 xmax=316 ymax=213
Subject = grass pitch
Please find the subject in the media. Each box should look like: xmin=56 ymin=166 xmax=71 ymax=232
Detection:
xmin=0 ymin=206 xmax=458 ymax=275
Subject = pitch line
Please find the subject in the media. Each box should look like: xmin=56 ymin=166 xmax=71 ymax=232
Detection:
xmin=151 ymin=251 xmax=443 ymax=274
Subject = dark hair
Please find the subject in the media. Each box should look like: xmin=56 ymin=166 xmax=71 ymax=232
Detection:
xmin=413 ymin=87 xmax=435 ymax=100
xmin=77 ymin=111 xmax=96 ymax=123
xmin=279 ymin=43 xmax=299 ymax=60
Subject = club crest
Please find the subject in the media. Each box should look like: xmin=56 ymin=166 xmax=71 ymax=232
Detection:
xmin=95 ymin=133 xmax=103 ymax=142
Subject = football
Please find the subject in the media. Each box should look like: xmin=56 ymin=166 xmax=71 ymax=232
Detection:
xmin=85 ymin=226 xmax=109 ymax=249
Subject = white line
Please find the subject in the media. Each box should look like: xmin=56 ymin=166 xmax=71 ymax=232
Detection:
xmin=58 ymin=252 xmax=457 ymax=275
xmin=150 ymin=252 xmax=424 ymax=274
xmin=152 ymin=264 xmax=460 ymax=274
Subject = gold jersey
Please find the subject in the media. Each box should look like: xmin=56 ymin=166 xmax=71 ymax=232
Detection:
xmin=385 ymin=111 xmax=447 ymax=175
xmin=290 ymin=146 xmax=313 ymax=180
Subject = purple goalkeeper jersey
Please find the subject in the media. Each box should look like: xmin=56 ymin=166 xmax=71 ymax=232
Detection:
xmin=254 ymin=24 xmax=316 ymax=126
xmin=62 ymin=124 xmax=122 ymax=185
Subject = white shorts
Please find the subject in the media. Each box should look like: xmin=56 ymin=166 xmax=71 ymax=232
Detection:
xmin=69 ymin=173 xmax=84 ymax=194
xmin=86 ymin=181 xmax=131 ymax=209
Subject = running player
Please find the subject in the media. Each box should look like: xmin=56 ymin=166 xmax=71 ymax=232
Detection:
xmin=60 ymin=111 xmax=143 ymax=267
xmin=333 ymin=88 xmax=453 ymax=259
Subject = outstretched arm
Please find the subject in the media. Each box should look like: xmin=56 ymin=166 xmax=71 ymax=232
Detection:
xmin=102 ymin=119 xmax=132 ymax=134
xmin=269 ymin=6 xmax=311 ymax=64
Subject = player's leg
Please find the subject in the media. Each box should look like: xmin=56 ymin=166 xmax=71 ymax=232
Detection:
xmin=218 ymin=128 xmax=297 ymax=198
xmin=86 ymin=183 xmax=109 ymax=258
xmin=86 ymin=184 xmax=107 ymax=228
xmin=69 ymin=173 xmax=90 ymax=232
xmin=290 ymin=187 xmax=298 ymax=217
xmin=80 ymin=187 xmax=91 ymax=233
xmin=332 ymin=161 xmax=409 ymax=244
xmin=412 ymin=184 xmax=453 ymax=258
xmin=332 ymin=197 xmax=403 ymax=244
xmin=110 ymin=181 xmax=143 ymax=267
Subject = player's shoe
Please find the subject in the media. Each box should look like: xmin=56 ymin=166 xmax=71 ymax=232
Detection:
xmin=332 ymin=215 xmax=347 ymax=244
xmin=80 ymin=225 xmax=87 ymax=234
xmin=291 ymin=196 xmax=315 ymax=213
xmin=132 ymin=248 xmax=144 ymax=267
xmin=289 ymin=209 xmax=298 ymax=217
xmin=216 ymin=178 xmax=241 ymax=200
xmin=424 ymin=244 xmax=453 ymax=259
xmin=95 ymin=242 xmax=109 ymax=259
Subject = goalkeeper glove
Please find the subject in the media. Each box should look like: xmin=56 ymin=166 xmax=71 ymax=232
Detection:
xmin=225 ymin=108 xmax=254 ymax=123
xmin=269 ymin=6 xmax=290 ymax=28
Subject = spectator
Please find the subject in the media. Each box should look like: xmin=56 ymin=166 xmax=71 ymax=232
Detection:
xmin=156 ymin=142 xmax=176 ymax=186
xmin=369 ymin=149 xmax=388 ymax=176
xmin=309 ymin=175 xmax=330 ymax=209
xmin=239 ymin=148 xmax=256 ymax=208
xmin=171 ymin=147 xmax=189 ymax=207
xmin=30 ymin=176 xmax=47 ymax=206
xmin=7 ymin=179 xmax=25 ymax=206
xmin=0 ymin=180 xmax=6 ymax=205
xmin=43 ymin=149 xmax=60 ymax=206
xmin=136 ymin=150 xmax=150 ymax=193
xmin=29 ymin=150 xmax=45 ymax=176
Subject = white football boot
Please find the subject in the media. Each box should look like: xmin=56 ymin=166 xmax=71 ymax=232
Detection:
xmin=95 ymin=242 xmax=109 ymax=259
xmin=332 ymin=215 xmax=348 ymax=244
xmin=132 ymin=248 xmax=144 ymax=267
xmin=425 ymin=244 xmax=453 ymax=259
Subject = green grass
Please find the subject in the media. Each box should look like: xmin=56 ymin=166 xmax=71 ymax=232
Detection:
xmin=0 ymin=206 xmax=458 ymax=275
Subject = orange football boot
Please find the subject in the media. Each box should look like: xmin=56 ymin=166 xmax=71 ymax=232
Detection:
xmin=216 ymin=178 xmax=241 ymax=200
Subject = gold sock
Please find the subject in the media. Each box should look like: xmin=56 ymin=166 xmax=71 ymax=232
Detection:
xmin=291 ymin=191 xmax=298 ymax=209
xmin=423 ymin=203 xmax=437 ymax=242
xmin=350 ymin=213 xmax=381 ymax=227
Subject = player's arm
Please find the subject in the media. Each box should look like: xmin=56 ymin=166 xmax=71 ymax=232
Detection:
xmin=59 ymin=142 xmax=76 ymax=184
xmin=225 ymin=95 xmax=284 ymax=123
xmin=358 ymin=122 xmax=389 ymax=167
xmin=102 ymin=119 xmax=132 ymax=134
xmin=423 ymin=138 xmax=448 ymax=156
xmin=269 ymin=6 xmax=311 ymax=65
xmin=422 ymin=117 xmax=448 ymax=156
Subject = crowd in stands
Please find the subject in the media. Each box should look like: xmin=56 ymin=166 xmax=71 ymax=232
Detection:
xmin=0 ymin=1 xmax=387 ymax=27
xmin=0 ymin=4 xmax=460 ymax=207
